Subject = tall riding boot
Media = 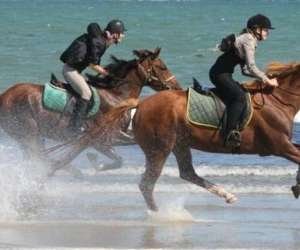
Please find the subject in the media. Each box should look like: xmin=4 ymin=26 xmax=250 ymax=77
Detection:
xmin=224 ymin=102 xmax=244 ymax=148
xmin=70 ymin=98 xmax=90 ymax=133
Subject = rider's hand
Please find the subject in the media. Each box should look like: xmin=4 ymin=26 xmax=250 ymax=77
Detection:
xmin=100 ymin=68 xmax=109 ymax=76
xmin=266 ymin=78 xmax=278 ymax=87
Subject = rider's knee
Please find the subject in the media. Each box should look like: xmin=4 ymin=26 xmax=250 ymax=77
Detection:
xmin=81 ymin=89 xmax=92 ymax=100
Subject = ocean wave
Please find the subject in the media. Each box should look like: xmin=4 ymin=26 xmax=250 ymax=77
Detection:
xmin=294 ymin=111 xmax=300 ymax=122
xmin=45 ymin=181 xmax=292 ymax=195
xmin=86 ymin=165 xmax=297 ymax=177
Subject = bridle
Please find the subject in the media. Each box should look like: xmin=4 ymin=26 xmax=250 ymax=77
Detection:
xmin=254 ymin=75 xmax=300 ymax=112
xmin=137 ymin=61 xmax=176 ymax=89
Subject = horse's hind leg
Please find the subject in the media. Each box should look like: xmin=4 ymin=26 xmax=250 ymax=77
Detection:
xmin=172 ymin=143 xmax=237 ymax=203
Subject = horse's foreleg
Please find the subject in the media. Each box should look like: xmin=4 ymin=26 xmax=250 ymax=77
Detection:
xmin=47 ymin=143 xmax=85 ymax=177
xmin=173 ymin=144 xmax=237 ymax=203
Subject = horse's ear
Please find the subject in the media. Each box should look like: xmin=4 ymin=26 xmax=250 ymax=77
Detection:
xmin=110 ymin=55 xmax=120 ymax=63
xmin=152 ymin=47 xmax=161 ymax=59
xmin=133 ymin=50 xmax=144 ymax=58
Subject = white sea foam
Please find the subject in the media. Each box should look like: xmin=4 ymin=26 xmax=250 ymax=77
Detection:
xmin=44 ymin=180 xmax=292 ymax=195
xmin=0 ymin=162 xmax=46 ymax=221
xmin=0 ymin=143 xmax=48 ymax=221
xmin=294 ymin=111 xmax=300 ymax=122
xmin=87 ymin=165 xmax=296 ymax=177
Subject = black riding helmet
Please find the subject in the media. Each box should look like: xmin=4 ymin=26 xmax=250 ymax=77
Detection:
xmin=105 ymin=19 xmax=127 ymax=34
xmin=247 ymin=14 xmax=275 ymax=30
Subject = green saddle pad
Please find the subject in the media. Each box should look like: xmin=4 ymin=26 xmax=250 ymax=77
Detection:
xmin=186 ymin=87 xmax=253 ymax=129
xmin=42 ymin=82 xmax=100 ymax=117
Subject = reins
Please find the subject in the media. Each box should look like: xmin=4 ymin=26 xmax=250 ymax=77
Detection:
xmin=252 ymin=82 xmax=266 ymax=109
xmin=253 ymin=76 xmax=300 ymax=112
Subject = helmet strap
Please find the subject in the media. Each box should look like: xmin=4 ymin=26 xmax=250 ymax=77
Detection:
xmin=251 ymin=27 xmax=262 ymax=41
xmin=257 ymin=28 xmax=263 ymax=41
xmin=105 ymin=31 xmax=112 ymax=39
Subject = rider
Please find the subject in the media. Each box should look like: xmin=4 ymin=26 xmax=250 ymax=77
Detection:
xmin=208 ymin=14 xmax=278 ymax=148
xmin=60 ymin=20 xmax=126 ymax=132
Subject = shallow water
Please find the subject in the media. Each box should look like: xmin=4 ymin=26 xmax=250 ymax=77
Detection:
xmin=0 ymin=138 xmax=300 ymax=249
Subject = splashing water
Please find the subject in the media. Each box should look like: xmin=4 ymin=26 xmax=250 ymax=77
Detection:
xmin=146 ymin=195 xmax=194 ymax=222
xmin=0 ymin=143 xmax=48 ymax=221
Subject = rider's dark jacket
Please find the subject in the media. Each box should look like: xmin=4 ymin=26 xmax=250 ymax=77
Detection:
xmin=60 ymin=23 xmax=107 ymax=72
xmin=210 ymin=31 xmax=268 ymax=82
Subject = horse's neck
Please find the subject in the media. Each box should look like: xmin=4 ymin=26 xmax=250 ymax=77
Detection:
xmin=116 ymin=71 xmax=142 ymax=99
xmin=97 ymin=69 xmax=143 ymax=102
xmin=273 ymin=85 xmax=300 ymax=114
xmin=250 ymin=81 xmax=299 ymax=124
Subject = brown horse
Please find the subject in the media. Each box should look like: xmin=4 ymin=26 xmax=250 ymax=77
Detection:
xmin=0 ymin=48 xmax=181 ymax=175
xmin=53 ymin=61 xmax=300 ymax=211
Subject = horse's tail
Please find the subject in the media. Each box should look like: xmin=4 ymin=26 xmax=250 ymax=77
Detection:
xmin=90 ymin=98 xmax=139 ymax=143
xmin=44 ymin=98 xmax=139 ymax=173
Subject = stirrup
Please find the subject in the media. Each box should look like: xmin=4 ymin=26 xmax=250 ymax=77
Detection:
xmin=225 ymin=130 xmax=241 ymax=148
xmin=66 ymin=125 xmax=86 ymax=137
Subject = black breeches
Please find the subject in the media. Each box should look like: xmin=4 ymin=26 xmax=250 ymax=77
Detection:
xmin=210 ymin=73 xmax=247 ymax=133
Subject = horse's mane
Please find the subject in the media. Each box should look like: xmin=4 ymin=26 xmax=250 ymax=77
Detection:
xmin=244 ymin=61 xmax=300 ymax=92
xmin=88 ymin=48 xmax=159 ymax=87
xmin=104 ymin=55 xmax=137 ymax=79
xmin=266 ymin=61 xmax=300 ymax=77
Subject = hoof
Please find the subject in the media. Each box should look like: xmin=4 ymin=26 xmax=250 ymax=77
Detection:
xmin=86 ymin=152 xmax=98 ymax=165
xmin=226 ymin=194 xmax=238 ymax=204
xmin=291 ymin=185 xmax=300 ymax=199
xmin=68 ymin=167 xmax=84 ymax=179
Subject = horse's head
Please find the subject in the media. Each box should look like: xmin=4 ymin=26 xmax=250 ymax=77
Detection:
xmin=266 ymin=62 xmax=300 ymax=93
xmin=88 ymin=48 xmax=182 ymax=92
xmin=133 ymin=48 xmax=182 ymax=90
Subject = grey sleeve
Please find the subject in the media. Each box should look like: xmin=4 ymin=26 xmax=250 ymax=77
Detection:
xmin=241 ymin=64 xmax=255 ymax=77
xmin=242 ymin=41 xmax=269 ymax=82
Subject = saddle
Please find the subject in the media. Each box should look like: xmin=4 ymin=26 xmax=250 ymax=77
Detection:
xmin=186 ymin=85 xmax=253 ymax=131
xmin=42 ymin=74 xmax=100 ymax=117
xmin=50 ymin=73 xmax=117 ymax=90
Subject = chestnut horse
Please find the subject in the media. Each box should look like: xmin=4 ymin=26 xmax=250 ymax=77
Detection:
xmin=0 ymin=48 xmax=181 ymax=175
xmin=53 ymin=61 xmax=300 ymax=211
